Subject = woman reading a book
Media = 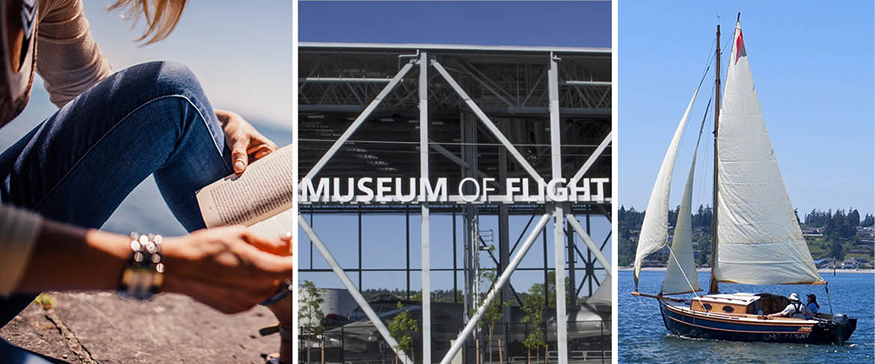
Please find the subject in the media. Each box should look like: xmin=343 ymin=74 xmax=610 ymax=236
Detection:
xmin=0 ymin=1 xmax=291 ymax=363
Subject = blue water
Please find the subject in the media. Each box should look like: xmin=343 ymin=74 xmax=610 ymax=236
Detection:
xmin=619 ymin=270 xmax=874 ymax=364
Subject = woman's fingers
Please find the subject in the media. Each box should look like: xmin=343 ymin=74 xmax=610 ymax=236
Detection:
xmin=231 ymin=132 xmax=251 ymax=174
xmin=237 ymin=240 xmax=293 ymax=279
xmin=247 ymin=132 xmax=278 ymax=161
xmin=241 ymin=230 xmax=292 ymax=256
xmin=216 ymin=108 xmax=279 ymax=170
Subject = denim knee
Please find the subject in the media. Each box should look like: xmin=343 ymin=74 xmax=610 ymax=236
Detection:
xmin=136 ymin=61 xmax=209 ymax=108
xmin=121 ymin=61 xmax=222 ymax=149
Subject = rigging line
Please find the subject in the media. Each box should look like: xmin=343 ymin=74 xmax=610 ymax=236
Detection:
xmin=694 ymin=79 xmax=716 ymax=210
xmin=700 ymin=36 xmax=718 ymax=76
xmin=675 ymin=45 xmax=717 ymax=162
xmin=690 ymin=98 xmax=712 ymax=218
xmin=693 ymin=98 xmax=712 ymax=155
xmin=665 ymin=246 xmax=701 ymax=299
xmin=665 ymin=99 xmax=710 ymax=299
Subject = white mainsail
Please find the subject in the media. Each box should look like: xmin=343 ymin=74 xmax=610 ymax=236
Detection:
xmin=633 ymin=82 xmax=704 ymax=287
xmin=713 ymin=21 xmax=821 ymax=285
xmin=662 ymin=152 xmax=701 ymax=295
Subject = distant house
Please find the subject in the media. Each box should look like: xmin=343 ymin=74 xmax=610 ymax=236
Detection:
xmin=802 ymin=227 xmax=824 ymax=238
xmin=841 ymin=258 xmax=861 ymax=269
xmin=813 ymin=259 xmax=829 ymax=268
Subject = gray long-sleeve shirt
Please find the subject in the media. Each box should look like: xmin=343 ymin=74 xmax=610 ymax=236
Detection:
xmin=1 ymin=0 xmax=111 ymax=296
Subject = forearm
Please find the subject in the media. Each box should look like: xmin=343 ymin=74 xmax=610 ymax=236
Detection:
xmin=15 ymin=220 xmax=130 ymax=293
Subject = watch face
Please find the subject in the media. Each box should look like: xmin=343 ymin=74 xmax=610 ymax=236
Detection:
xmin=0 ymin=0 xmax=37 ymax=128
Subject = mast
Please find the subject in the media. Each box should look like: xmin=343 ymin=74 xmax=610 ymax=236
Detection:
xmin=709 ymin=21 xmax=721 ymax=295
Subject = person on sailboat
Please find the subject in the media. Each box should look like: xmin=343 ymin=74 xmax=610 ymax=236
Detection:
xmin=767 ymin=293 xmax=814 ymax=319
xmin=807 ymin=294 xmax=821 ymax=317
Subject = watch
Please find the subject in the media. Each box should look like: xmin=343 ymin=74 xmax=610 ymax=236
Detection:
xmin=118 ymin=232 xmax=165 ymax=300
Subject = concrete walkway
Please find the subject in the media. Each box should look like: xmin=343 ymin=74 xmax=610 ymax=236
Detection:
xmin=0 ymin=292 xmax=281 ymax=364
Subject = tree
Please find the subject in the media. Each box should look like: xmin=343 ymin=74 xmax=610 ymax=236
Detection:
xmin=521 ymin=283 xmax=547 ymax=364
xmin=388 ymin=302 xmax=418 ymax=364
xmin=863 ymin=214 xmax=875 ymax=227
xmin=298 ymin=280 xmax=325 ymax=364
xmin=849 ymin=209 xmax=861 ymax=227
xmin=478 ymin=270 xmax=504 ymax=364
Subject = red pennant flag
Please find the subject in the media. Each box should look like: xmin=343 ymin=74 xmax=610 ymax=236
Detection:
xmin=735 ymin=29 xmax=747 ymax=63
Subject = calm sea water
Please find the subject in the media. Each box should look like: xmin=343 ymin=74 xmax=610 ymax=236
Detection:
xmin=619 ymin=270 xmax=874 ymax=364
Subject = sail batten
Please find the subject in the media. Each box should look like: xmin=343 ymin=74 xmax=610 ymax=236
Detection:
xmin=712 ymin=20 xmax=821 ymax=285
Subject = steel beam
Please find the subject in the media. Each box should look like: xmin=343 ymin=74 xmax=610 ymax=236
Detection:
xmin=439 ymin=214 xmax=552 ymax=364
xmin=298 ymin=216 xmax=413 ymax=364
xmin=548 ymin=53 xmax=569 ymax=364
xmin=569 ymin=131 xmax=612 ymax=187
xmin=432 ymin=60 xmax=545 ymax=185
xmin=566 ymin=214 xmax=612 ymax=277
xmin=297 ymin=104 xmax=611 ymax=116
xmin=299 ymin=77 xmax=393 ymax=83
xmin=303 ymin=61 xmax=415 ymax=182
xmin=428 ymin=142 xmax=488 ymax=179
xmin=419 ymin=52 xmax=432 ymax=364
xmin=561 ymin=80 xmax=612 ymax=87
xmin=456 ymin=62 xmax=514 ymax=107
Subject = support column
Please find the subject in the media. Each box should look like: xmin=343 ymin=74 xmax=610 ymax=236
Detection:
xmin=498 ymin=121 xmax=512 ymax=325
xmin=548 ymin=52 xmax=569 ymax=364
xmin=567 ymin=219 xmax=576 ymax=307
xmin=419 ymin=52 xmax=432 ymax=364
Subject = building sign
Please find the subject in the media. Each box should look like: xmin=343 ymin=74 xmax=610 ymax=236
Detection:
xmin=299 ymin=177 xmax=610 ymax=204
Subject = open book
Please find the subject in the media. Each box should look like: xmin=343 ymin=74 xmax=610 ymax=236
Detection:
xmin=196 ymin=145 xmax=293 ymax=239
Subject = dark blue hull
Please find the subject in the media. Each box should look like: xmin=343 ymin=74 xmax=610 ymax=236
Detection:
xmin=659 ymin=301 xmax=856 ymax=344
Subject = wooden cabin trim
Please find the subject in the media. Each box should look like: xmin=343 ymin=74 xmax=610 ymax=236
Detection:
xmin=664 ymin=303 xmax=816 ymax=327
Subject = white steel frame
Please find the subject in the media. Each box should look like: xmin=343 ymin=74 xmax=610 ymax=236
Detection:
xmin=298 ymin=50 xmax=611 ymax=364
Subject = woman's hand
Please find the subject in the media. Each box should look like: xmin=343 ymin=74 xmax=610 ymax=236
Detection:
xmin=161 ymin=226 xmax=292 ymax=314
xmin=215 ymin=109 xmax=277 ymax=174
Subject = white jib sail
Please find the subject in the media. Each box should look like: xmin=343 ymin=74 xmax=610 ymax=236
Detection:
xmin=633 ymin=82 xmax=703 ymax=287
xmin=713 ymin=21 xmax=821 ymax=285
xmin=662 ymin=152 xmax=701 ymax=295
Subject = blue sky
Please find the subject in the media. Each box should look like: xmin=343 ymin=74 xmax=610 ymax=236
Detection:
xmin=299 ymin=1 xmax=612 ymax=294
xmin=619 ymin=1 xmax=874 ymax=217
xmin=0 ymin=1 xmax=291 ymax=237
xmin=2 ymin=0 xmax=291 ymax=139
xmin=300 ymin=1 xmax=610 ymax=47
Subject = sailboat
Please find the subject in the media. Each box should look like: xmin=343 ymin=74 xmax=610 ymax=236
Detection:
xmin=630 ymin=15 xmax=857 ymax=344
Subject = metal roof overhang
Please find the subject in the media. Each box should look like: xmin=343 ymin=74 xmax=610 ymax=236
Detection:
xmin=299 ymin=43 xmax=612 ymax=214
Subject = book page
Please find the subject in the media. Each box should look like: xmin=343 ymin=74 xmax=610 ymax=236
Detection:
xmin=196 ymin=145 xmax=293 ymax=228
xmin=248 ymin=209 xmax=293 ymax=239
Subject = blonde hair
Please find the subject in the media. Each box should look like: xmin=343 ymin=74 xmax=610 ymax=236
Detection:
xmin=109 ymin=0 xmax=188 ymax=45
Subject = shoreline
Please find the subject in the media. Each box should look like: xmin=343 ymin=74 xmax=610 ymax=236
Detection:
xmin=618 ymin=267 xmax=875 ymax=274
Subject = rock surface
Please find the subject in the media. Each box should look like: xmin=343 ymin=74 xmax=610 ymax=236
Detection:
xmin=1 ymin=292 xmax=280 ymax=364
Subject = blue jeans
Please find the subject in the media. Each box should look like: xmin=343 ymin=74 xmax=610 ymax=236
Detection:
xmin=0 ymin=62 xmax=233 ymax=359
